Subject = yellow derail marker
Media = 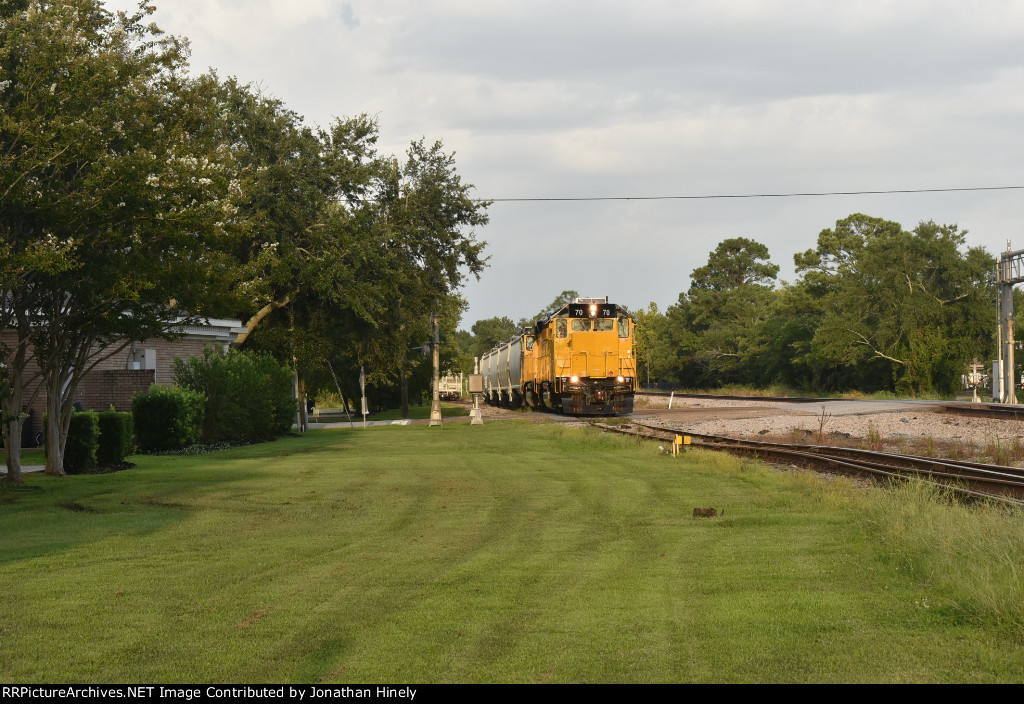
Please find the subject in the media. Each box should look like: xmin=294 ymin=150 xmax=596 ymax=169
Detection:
xmin=672 ymin=434 xmax=691 ymax=457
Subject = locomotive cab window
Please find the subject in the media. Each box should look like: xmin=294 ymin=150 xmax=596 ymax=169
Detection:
xmin=618 ymin=317 xmax=629 ymax=338
xmin=571 ymin=319 xmax=591 ymax=332
xmin=594 ymin=319 xmax=614 ymax=332
xmin=525 ymin=335 xmax=535 ymax=351
xmin=556 ymin=319 xmax=567 ymax=338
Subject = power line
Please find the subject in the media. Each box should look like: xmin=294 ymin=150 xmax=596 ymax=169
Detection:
xmin=478 ymin=184 xmax=1024 ymax=203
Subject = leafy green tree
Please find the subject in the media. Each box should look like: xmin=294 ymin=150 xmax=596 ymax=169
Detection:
xmin=0 ymin=0 xmax=233 ymax=476
xmin=360 ymin=139 xmax=488 ymax=416
xmin=469 ymin=316 xmax=519 ymax=358
xmin=689 ymin=237 xmax=780 ymax=293
xmin=213 ymin=82 xmax=384 ymax=345
xmin=629 ymin=302 xmax=667 ymax=387
xmin=795 ymin=214 xmax=995 ymax=395
xmin=667 ymin=238 xmax=780 ymax=386
xmin=237 ymin=129 xmax=489 ymax=419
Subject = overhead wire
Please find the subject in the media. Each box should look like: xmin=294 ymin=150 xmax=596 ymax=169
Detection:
xmin=476 ymin=185 xmax=1024 ymax=203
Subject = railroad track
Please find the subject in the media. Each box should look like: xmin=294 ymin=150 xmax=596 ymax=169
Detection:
xmin=591 ymin=420 xmax=1024 ymax=507
xmin=637 ymin=391 xmax=831 ymax=403
xmin=637 ymin=391 xmax=1024 ymax=421
xmin=939 ymin=402 xmax=1024 ymax=420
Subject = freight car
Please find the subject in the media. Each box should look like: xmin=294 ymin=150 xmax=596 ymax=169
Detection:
xmin=479 ymin=297 xmax=637 ymax=415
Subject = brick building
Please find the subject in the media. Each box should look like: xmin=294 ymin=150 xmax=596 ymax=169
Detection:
xmin=3 ymin=317 xmax=246 ymax=446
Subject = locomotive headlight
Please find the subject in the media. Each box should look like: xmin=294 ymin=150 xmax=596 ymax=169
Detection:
xmin=617 ymin=376 xmax=625 ymax=383
xmin=570 ymin=375 xmax=579 ymax=384
xmin=589 ymin=304 xmax=597 ymax=317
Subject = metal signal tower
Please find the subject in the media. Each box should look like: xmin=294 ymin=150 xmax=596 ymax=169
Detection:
xmin=996 ymin=244 xmax=1024 ymax=404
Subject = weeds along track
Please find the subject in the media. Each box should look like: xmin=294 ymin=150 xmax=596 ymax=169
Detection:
xmin=591 ymin=420 xmax=1024 ymax=507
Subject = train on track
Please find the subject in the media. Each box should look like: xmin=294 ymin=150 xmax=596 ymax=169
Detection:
xmin=479 ymin=297 xmax=637 ymax=415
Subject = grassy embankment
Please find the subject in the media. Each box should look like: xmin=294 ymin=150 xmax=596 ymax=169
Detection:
xmin=2 ymin=421 xmax=1024 ymax=683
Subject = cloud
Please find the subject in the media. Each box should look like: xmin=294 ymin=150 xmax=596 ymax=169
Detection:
xmin=96 ymin=0 xmax=1024 ymax=325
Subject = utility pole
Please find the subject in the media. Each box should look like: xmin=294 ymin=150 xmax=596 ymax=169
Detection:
xmin=429 ymin=311 xmax=442 ymax=427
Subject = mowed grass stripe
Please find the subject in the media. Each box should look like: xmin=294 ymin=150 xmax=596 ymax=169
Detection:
xmin=1 ymin=421 xmax=1022 ymax=682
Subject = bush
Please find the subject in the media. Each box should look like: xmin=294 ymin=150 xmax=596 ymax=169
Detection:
xmin=172 ymin=347 xmax=296 ymax=443
xmin=64 ymin=411 xmax=99 ymax=474
xmin=132 ymin=384 xmax=205 ymax=452
xmin=97 ymin=411 xmax=134 ymax=465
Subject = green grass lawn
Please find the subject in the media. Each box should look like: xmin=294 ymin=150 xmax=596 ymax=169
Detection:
xmin=2 ymin=421 xmax=1024 ymax=683
xmin=17 ymin=448 xmax=45 ymax=465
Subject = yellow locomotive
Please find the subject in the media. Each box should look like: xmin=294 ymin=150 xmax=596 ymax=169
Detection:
xmin=480 ymin=297 xmax=637 ymax=414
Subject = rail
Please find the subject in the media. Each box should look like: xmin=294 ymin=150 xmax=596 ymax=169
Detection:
xmin=636 ymin=391 xmax=1024 ymax=418
xmin=590 ymin=420 xmax=1024 ymax=507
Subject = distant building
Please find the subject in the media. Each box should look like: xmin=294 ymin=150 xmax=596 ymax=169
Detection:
xmin=2 ymin=317 xmax=246 ymax=446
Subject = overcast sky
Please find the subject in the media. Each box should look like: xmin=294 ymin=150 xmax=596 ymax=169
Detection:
xmin=104 ymin=0 xmax=1024 ymax=328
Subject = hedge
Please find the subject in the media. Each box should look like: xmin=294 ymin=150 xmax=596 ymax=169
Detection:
xmin=172 ymin=348 xmax=296 ymax=443
xmin=97 ymin=411 xmax=134 ymax=465
xmin=132 ymin=384 xmax=205 ymax=452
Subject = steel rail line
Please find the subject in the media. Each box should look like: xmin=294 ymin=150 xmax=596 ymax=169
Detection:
xmin=939 ymin=402 xmax=1024 ymax=420
xmin=591 ymin=421 xmax=1024 ymax=506
xmin=636 ymin=391 xmax=831 ymax=403
xmin=636 ymin=391 xmax=1024 ymax=419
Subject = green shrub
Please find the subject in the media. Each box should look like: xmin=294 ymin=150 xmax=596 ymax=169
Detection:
xmin=172 ymin=347 xmax=296 ymax=443
xmin=132 ymin=384 xmax=205 ymax=452
xmin=97 ymin=411 xmax=134 ymax=465
xmin=64 ymin=411 xmax=100 ymax=474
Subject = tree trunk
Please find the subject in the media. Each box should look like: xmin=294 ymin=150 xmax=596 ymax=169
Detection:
xmin=44 ymin=408 xmax=66 ymax=477
xmin=42 ymin=360 xmax=75 ymax=478
xmin=2 ymin=359 xmax=25 ymax=484
xmin=3 ymin=422 xmax=23 ymax=484
xmin=297 ymin=368 xmax=308 ymax=432
xmin=2 ymin=316 xmax=34 ymax=484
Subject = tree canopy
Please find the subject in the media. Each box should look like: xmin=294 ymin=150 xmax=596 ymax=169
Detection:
xmin=615 ymin=216 xmax=997 ymax=395
xmin=0 ymin=0 xmax=492 ymax=472
xmin=0 ymin=0 xmax=235 ymax=476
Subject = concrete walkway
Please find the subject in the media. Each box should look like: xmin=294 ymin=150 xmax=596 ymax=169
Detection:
xmin=1 ymin=464 xmax=45 ymax=477
xmin=308 ymin=419 xmax=415 ymax=429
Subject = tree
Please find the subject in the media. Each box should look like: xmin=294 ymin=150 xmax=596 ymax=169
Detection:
xmin=0 ymin=0 xmax=233 ymax=476
xmin=795 ymin=214 xmax=995 ymax=395
xmin=629 ymin=302 xmax=666 ymax=387
xmin=236 ymin=129 xmax=489 ymax=419
xmin=212 ymin=82 xmax=384 ymax=347
xmin=351 ymin=138 xmax=488 ymax=417
xmin=673 ymin=238 xmax=780 ymax=386
xmin=689 ymin=237 xmax=779 ymax=292
xmin=469 ymin=316 xmax=518 ymax=358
